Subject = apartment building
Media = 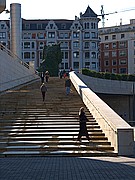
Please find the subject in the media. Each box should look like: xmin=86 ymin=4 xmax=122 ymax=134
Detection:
xmin=99 ymin=19 xmax=135 ymax=74
xmin=0 ymin=6 xmax=100 ymax=72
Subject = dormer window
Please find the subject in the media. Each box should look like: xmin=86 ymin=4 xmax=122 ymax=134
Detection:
xmin=1 ymin=24 xmax=5 ymax=29
xmin=61 ymin=23 xmax=66 ymax=29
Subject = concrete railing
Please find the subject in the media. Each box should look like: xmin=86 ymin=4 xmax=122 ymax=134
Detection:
xmin=70 ymin=71 xmax=134 ymax=156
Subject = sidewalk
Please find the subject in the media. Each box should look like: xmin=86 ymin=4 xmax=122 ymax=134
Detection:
xmin=0 ymin=155 xmax=135 ymax=180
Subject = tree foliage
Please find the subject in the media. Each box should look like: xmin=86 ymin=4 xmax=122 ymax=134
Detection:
xmin=40 ymin=44 xmax=62 ymax=76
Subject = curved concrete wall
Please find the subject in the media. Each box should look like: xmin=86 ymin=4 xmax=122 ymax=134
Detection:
xmin=0 ymin=48 xmax=38 ymax=92
xmin=70 ymin=71 xmax=134 ymax=156
xmin=77 ymin=73 xmax=135 ymax=95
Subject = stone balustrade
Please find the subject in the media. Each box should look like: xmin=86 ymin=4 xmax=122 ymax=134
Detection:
xmin=70 ymin=71 xmax=134 ymax=155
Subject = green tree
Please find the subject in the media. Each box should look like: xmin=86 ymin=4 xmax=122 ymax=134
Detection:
xmin=40 ymin=44 xmax=62 ymax=76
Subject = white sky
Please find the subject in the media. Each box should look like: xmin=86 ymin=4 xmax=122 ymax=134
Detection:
xmin=0 ymin=0 xmax=135 ymax=28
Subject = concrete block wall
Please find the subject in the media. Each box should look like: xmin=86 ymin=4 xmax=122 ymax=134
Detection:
xmin=77 ymin=73 xmax=135 ymax=95
xmin=0 ymin=48 xmax=38 ymax=92
xmin=70 ymin=71 xmax=134 ymax=156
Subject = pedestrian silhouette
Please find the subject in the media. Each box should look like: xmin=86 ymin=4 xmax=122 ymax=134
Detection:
xmin=40 ymin=83 xmax=47 ymax=102
xmin=45 ymin=71 xmax=49 ymax=83
xmin=65 ymin=76 xmax=71 ymax=95
xmin=77 ymin=107 xmax=90 ymax=142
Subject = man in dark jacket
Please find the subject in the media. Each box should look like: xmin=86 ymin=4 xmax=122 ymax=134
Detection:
xmin=65 ymin=76 xmax=71 ymax=95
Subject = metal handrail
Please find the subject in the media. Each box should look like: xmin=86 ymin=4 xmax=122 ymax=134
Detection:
xmin=0 ymin=43 xmax=34 ymax=72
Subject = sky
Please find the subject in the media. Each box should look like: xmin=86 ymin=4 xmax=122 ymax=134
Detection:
xmin=0 ymin=0 xmax=135 ymax=28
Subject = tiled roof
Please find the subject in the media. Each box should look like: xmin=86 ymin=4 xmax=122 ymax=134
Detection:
xmin=22 ymin=19 xmax=73 ymax=30
xmin=81 ymin=6 xmax=97 ymax=17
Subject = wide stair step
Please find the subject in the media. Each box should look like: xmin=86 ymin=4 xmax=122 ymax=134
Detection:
xmin=0 ymin=77 xmax=117 ymax=157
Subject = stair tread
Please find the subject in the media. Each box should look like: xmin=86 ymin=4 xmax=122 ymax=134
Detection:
xmin=0 ymin=77 xmax=116 ymax=157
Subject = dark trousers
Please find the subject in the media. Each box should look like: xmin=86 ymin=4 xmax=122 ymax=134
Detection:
xmin=77 ymin=123 xmax=90 ymax=141
xmin=42 ymin=92 xmax=46 ymax=101
xmin=45 ymin=76 xmax=49 ymax=83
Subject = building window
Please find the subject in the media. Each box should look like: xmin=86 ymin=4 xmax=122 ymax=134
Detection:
xmin=105 ymin=36 xmax=108 ymax=40
xmin=119 ymin=41 xmax=127 ymax=48
xmin=91 ymin=22 xmax=95 ymax=29
xmin=104 ymin=51 xmax=109 ymax=57
xmin=112 ymin=51 xmax=117 ymax=57
xmin=73 ymin=41 xmax=79 ymax=48
xmin=61 ymin=23 xmax=66 ymax=29
xmin=104 ymin=44 xmax=109 ymax=49
xmin=84 ymin=42 xmax=89 ymax=49
xmin=91 ymin=52 xmax=96 ymax=58
xmin=73 ymin=51 xmax=79 ymax=58
xmin=39 ymin=52 xmax=42 ymax=59
xmin=65 ymin=62 xmax=68 ymax=69
xmin=1 ymin=24 xmax=6 ymax=29
xmin=105 ymin=60 xmax=109 ymax=66
xmin=65 ymin=52 xmax=68 ymax=59
xmin=112 ymin=68 xmax=117 ymax=73
xmin=48 ymin=32 xmax=55 ymax=38
xmin=121 ymin=34 xmax=125 ymax=39
xmin=60 ymin=42 xmax=68 ymax=49
xmin=0 ymin=32 xmax=6 ymax=39
xmin=73 ymin=32 xmax=79 ymax=38
xmin=134 ymin=41 xmax=135 ymax=46
xmin=119 ymin=59 xmax=127 ymax=65
xmin=84 ymin=32 xmax=90 ymax=39
xmin=37 ymin=24 xmax=42 ymax=30
xmin=32 ymin=52 xmax=35 ymax=59
xmin=32 ymin=33 xmax=36 ymax=39
xmin=24 ymin=42 xmax=30 ymax=49
xmin=92 ymin=62 xmax=96 ymax=69
xmin=23 ymin=33 xmax=31 ymax=39
xmin=85 ymin=52 xmax=90 ymax=59
xmin=85 ymin=22 xmax=90 ymax=29
xmin=112 ymin=42 xmax=116 ymax=48
xmin=32 ymin=42 xmax=35 ymax=49
xmin=112 ymin=35 xmax=116 ymax=40
xmin=65 ymin=33 xmax=68 ymax=39
xmin=62 ymin=52 xmax=64 ymax=59
xmin=119 ymin=50 xmax=126 ymax=57
xmin=59 ymin=33 xmax=64 ymax=39
xmin=91 ymin=32 xmax=96 ymax=39
xmin=73 ymin=62 xmax=79 ymax=69
xmin=38 ymin=33 xmax=44 ymax=39
xmin=112 ymin=59 xmax=117 ymax=66
xmin=24 ymin=52 xmax=30 ymax=59
xmin=85 ymin=62 xmax=90 ymax=68
xmin=119 ymin=68 xmax=126 ymax=74
xmin=25 ymin=24 xmax=30 ymax=29
xmin=39 ymin=42 xmax=44 ymax=49
xmin=91 ymin=42 xmax=96 ymax=49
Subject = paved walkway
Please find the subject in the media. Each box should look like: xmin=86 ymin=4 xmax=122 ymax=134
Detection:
xmin=0 ymin=126 xmax=135 ymax=180
xmin=0 ymin=155 xmax=135 ymax=180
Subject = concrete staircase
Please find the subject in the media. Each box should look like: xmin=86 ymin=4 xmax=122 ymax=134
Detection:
xmin=0 ymin=77 xmax=117 ymax=157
